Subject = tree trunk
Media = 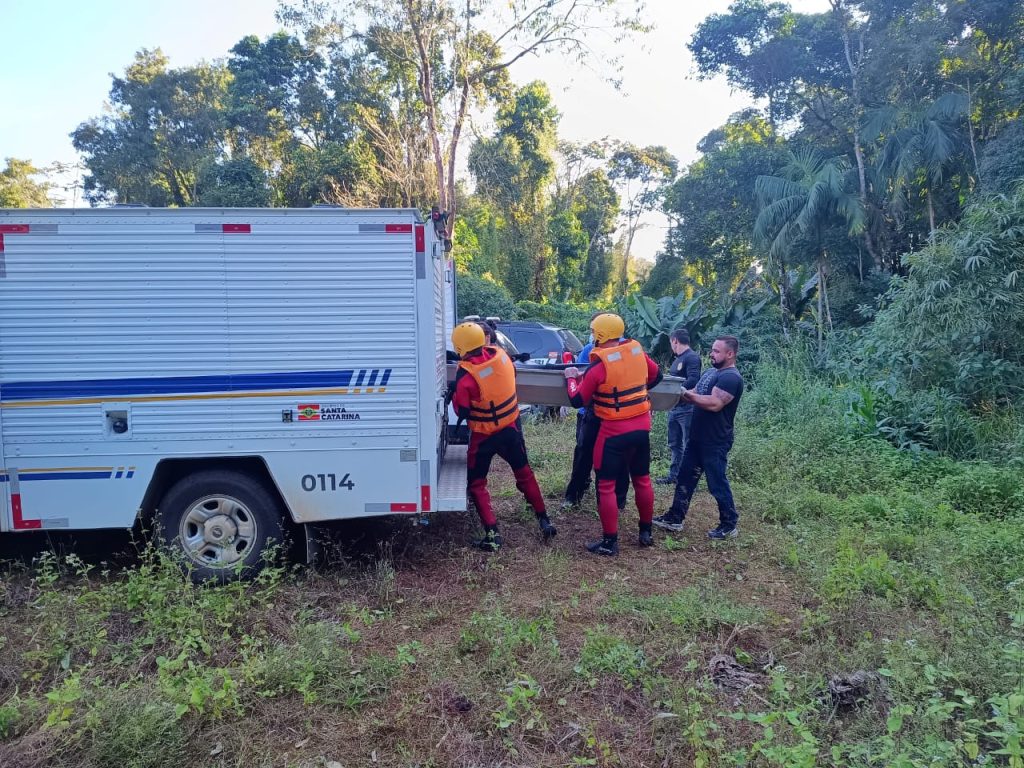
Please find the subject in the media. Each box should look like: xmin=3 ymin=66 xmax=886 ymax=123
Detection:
xmin=444 ymin=77 xmax=472 ymax=231
xmin=833 ymin=0 xmax=881 ymax=270
xmin=851 ymin=136 xmax=879 ymax=262
xmin=406 ymin=1 xmax=448 ymax=218
xmin=927 ymin=187 xmax=936 ymax=240
xmin=165 ymin=167 xmax=186 ymax=207
xmin=967 ymin=78 xmax=982 ymax=187
xmin=621 ymin=223 xmax=637 ymax=292
xmin=822 ymin=260 xmax=833 ymax=332
xmin=444 ymin=1 xmax=475 ymax=231
xmin=817 ymin=258 xmax=824 ymax=355
xmin=779 ymin=255 xmax=790 ymax=341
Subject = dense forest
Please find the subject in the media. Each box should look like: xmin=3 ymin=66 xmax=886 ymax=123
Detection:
xmin=3 ymin=0 xmax=1021 ymax=459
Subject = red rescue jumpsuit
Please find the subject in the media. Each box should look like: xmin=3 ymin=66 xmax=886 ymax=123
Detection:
xmin=567 ymin=340 xmax=661 ymax=536
xmin=452 ymin=346 xmax=547 ymax=527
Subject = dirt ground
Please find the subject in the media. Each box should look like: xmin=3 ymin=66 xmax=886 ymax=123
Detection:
xmin=0 ymin=445 xmax=820 ymax=768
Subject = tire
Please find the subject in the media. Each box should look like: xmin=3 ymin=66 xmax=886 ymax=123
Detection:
xmin=156 ymin=469 xmax=285 ymax=583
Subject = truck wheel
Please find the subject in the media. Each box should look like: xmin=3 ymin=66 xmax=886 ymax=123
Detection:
xmin=156 ymin=470 xmax=285 ymax=583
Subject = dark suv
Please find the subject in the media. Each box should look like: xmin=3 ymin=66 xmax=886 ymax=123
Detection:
xmin=456 ymin=315 xmax=526 ymax=362
xmin=496 ymin=320 xmax=584 ymax=364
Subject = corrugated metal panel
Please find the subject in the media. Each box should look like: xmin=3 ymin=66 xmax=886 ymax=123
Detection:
xmin=223 ymin=226 xmax=418 ymax=441
xmin=1 ymin=406 xmax=101 ymax=440
xmin=0 ymin=232 xmax=227 ymax=380
xmin=433 ymin=248 xmax=446 ymax=397
xmin=444 ymin=259 xmax=456 ymax=347
xmin=0 ymin=210 xmax=422 ymax=448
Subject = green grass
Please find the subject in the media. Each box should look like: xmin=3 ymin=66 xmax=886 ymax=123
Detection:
xmin=2 ymin=363 xmax=1023 ymax=766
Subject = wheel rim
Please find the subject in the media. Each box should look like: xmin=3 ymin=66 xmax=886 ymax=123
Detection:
xmin=178 ymin=494 xmax=258 ymax=568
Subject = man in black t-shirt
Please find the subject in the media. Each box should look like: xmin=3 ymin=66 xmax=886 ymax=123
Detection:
xmin=656 ymin=329 xmax=702 ymax=484
xmin=654 ymin=335 xmax=744 ymax=539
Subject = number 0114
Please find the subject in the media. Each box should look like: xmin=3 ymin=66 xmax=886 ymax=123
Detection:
xmin=301 ymin=473 xmax=355 ymax=491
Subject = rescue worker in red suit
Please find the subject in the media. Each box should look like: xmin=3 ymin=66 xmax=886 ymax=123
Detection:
xmin=564 ymin=313 xmax=662 ymax=555
xmin=451 ymin=322 xmax=557 ymax=551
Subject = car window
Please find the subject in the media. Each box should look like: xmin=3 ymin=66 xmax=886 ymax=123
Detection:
xmin=494 ymin=330 xmax=519 ymax=357
xmin=558 ymin=329 xmax=583 ymax=353
xmin=538 ymin=331 xmax=562 ymax=359
xmin=506 ymin=329 xmax=544 ymax=356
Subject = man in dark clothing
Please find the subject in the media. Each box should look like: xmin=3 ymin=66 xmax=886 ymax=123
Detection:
xmin=653 ymin=335 xmax=744 ymax=539
xmin=656 ymin=329 xmax=702 ymax=484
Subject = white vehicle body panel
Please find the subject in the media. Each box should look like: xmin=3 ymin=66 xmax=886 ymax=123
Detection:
xmin=0 ymin=208 xmax=462 ymax=532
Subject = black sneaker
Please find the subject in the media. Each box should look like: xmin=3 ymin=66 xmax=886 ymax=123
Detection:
xmin=654 ymin=476 xmax=675 ymax=485
xmin=707 ymin=526 xmax=738 ymax=540
xmin=474 ymin=529 xmax=503 ymax=552
xmin=537 ymin=514 xmax=557 ymax=541
xmin=638 ymin=524 xmax=654 ymax=547
xmin=653 ymin=514 xmax=685 ymax=532
xmin=586 ymin=535 xmax=619 ymax=556
xmin=560 ymin=498 xmax=579 ymax=511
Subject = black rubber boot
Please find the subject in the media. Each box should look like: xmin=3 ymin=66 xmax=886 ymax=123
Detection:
xmin=586 ymin=534 xmax=619 ymax=556
xmin=653 ymin=513 xmax=685 ymax=532
xmin=473 ymin=526 xmax=502 ymax=552
xmin=537 ymin=514 xmax=557 ymax=541
xmin=638 ymin=523 xmax=654 ymax=547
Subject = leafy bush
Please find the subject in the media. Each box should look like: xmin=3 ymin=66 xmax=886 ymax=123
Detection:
xmin=844 ymin=184 xmax=1024 ymax=410
xmin=616 ymin=291 xmax=721 ymax=359
xmin=0 ymin=694 xmax=32 ymax=742
xmin=937 ymin=463 xmax=1024 ymax=518
xmin=822 ymin=538 xmax=945 ymax=608
xmin=513 ymin=299 xmax=604 ymax=336
xmin=456 ymin=272 xmax=518 ymax=320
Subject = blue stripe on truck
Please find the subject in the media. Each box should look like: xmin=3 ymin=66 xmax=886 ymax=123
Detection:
xmin=0 ymin=370 xmax=362 ymax=402
xmin=0 ymin=472 xmax=112 ymax=482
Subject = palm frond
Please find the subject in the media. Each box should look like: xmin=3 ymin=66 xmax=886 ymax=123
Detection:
xmin=926 ymin=92 xmax=968 ymax=122
xmin=754 ymin=174 xmax=804 ymax=207
xmin=879 ymin=127 xmax=915 ymax=182
xmin=835 ymin=191 xmax=866 ymax=235
xmin=800 ymin=174 xmax=844 ymax=230
xmin=769 ymin=219 xmax=802 ymax=261
xmin=862 ymin=105 xmax=898 ymax=144
xmin=895 ymin=132 xmax=924 ymax=184
xmin=783 ymin=147 xmax=825 ymax=182
xmin=754 ymin=193 xmax=805 ymax=248
xmin=922 ymin=119 xmax=957 ymax=184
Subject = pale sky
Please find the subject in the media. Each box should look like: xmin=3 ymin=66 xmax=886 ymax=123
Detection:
xmin=0 ymin=0 xmax=830 ymax=259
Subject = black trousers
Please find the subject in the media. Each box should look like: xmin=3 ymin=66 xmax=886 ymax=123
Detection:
xmin=563 ymin=409 xmax=629 ymax=507
xmin=668 ymin=440 xmax=738 ymax=529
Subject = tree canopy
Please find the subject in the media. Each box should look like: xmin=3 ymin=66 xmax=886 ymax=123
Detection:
xmin=14 ymin=0 xmax=1019 ymax=398
xmin=0 ymin=159 xmax=54 ymax=208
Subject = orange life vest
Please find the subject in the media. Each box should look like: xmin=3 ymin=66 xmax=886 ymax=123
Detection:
xmin=589 ymin=340 xmax=651 ymax=420
xmin=459 ymin=346 xmax=520 ymax=434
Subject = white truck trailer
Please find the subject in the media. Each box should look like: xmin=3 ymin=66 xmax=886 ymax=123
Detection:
xmin=0 ymin=207 xmax=467 ymax=580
